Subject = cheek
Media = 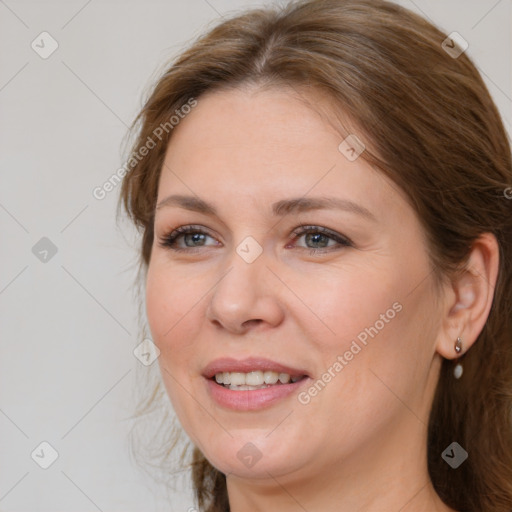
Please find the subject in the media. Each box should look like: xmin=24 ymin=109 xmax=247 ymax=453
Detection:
xmin=146 ymin=265 xmax=202 ymax=382
xmin=145 ymin=261 xmax=200 ymax=356
xmin=145 ymin=266 xmax=171 ymax=343
xmin=145 ymin=264 xmax=200 ymax=422
xmin=145 ymin=258 xmax=222 ymax=419
xmin=290 ymin=263 xmax=401 ymax=355
xmin=315 ymin=265 xmax=437 ymax=417
xmin=291 ymin=256 xmax=432 ymax=394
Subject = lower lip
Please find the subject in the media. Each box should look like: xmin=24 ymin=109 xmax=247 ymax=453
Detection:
xmin=205 ymin=377 xmax=309 ymax=411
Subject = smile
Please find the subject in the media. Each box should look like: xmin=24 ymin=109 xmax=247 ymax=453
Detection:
xmin=214 ymin=370 xmax=305 ymax=390
xmin=202 ymin=357 xmax=311 ymax=410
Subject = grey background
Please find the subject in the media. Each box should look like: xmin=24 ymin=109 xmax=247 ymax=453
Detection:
xmin=0 ymin=1 xmax=510 ymax=511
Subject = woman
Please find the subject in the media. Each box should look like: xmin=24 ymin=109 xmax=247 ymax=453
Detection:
xmin=119 ymin=0 xmax=512 ymax=510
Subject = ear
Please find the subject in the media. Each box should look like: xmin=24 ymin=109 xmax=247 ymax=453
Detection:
xmin=436 ymin=233 xmax=500 ymax=359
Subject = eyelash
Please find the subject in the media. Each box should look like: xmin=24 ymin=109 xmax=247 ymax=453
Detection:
xmin=157 ymin=224 xmax=353 ymax=255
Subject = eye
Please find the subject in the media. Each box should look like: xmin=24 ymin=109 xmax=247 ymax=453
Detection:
xmin=158 ymin=225 xmax=220 ymax=251
xmin=157 ymin=224 xmax=352 ymax=254
xmin=289 ymin=225 xmax=352 ymax=253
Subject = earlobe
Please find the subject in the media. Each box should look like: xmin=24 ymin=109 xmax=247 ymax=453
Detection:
xmin=435 ymin=233 xmax=500 ymax=361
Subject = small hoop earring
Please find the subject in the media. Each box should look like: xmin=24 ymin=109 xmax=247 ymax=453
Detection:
xmin=454 ymin=336 xmax=463 ymax=379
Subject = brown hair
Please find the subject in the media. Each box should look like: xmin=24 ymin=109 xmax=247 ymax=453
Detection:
xmin=119 ymin=1 xmax=512 ymax=510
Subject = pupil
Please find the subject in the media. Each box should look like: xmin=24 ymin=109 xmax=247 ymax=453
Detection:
xmin=306 ymin=233 xmax=328 ymax=248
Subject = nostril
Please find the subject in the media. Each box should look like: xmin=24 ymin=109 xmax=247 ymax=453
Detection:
xmin=242 ymin=319 xmax=263 ymax=328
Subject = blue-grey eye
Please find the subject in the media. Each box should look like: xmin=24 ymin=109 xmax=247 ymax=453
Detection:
xmin=183 ymin=233 xmax=207 ymax=247
xmin=304 ymin=232 xmax=332 ymax=248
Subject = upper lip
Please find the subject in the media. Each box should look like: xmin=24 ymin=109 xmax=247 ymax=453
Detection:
xmin=202 ymin=357 xmax=310 ymax=379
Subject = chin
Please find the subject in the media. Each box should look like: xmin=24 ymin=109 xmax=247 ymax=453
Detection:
xmin=198 ymin=431 xmax=311 ymax=481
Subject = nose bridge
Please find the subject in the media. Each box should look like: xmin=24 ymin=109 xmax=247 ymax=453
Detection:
xmin=206 ymin=243 xmax=284 ymax=332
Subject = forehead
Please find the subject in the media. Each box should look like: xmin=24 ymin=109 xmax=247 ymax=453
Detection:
xmin=158 ymin=86 xmax=404 ymax=218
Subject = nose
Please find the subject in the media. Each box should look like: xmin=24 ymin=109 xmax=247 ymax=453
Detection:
xmin=205 ymin=252 xmax=285 ymax=334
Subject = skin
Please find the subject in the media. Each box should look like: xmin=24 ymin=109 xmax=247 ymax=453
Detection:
xmin=145 ymin=85 xmax=499 ymax=512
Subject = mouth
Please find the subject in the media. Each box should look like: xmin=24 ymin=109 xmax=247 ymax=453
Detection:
xmin=202 ymin=357 xmax=310 ymax=409
xmin=211 ymin=370 xmax=308 ymax=390
xmin=203 ymin=357 xmax=310 ymax=386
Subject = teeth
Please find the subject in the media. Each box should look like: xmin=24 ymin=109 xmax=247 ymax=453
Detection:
xmin=278 ymin=373 xmax=290 ymax=384
xmin=263 ymin=371 xmax=279 ymax=384
xmin=229 ymin=372 xmax=246 ymax=386
xmin=228 ymin=384 xmax=269 ymax=391
xmin=246 ymin=371 xmax=264 ymax=386
xmin=213 ymin=370 xmax=304 ymax=387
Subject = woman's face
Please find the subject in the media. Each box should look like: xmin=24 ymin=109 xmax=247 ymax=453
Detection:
xmin=146 ymin=86 xmax=444 ymax=484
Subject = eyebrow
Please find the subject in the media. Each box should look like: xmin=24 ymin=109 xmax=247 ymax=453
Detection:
xmin=155 ymin=194 xmax=377 ymax=222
